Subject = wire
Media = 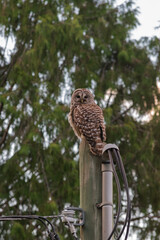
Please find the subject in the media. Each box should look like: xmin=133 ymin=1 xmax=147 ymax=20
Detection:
xmin=114 ymin=150 xmax=131 ymax=240
xmin=112 ymin=148 xmax=131 ymax=240
xmin=107 ymin=150 xmax=122 ymax=240
xmin=102 ymin=145 xmax=131 ymax=240
xmin=38 ymin=216 xmax=60 ymax=240
xmin=0 ymin=208 xmax=84 ymax=240
xmin=0 ymin=215 xmax=60 ymax=240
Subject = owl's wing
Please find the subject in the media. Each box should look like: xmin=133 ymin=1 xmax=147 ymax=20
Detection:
xmin=73 ymin=104 xmax=106 ymax=146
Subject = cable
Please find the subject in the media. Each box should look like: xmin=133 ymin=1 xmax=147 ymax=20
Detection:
xmin=107 ymin=150 xmax=122 ymax=240
xmin=38 ymin=216 xmax=60 ymax=240
xmin=114 ymin=149 xmax=131 ymax=240
xmin=0 ymin=208 xmax=84 ymax=240
xmin=0 ymin=215 xmax=60 ymax=240
xmin=112 ymin=148 xmax=131 ymax=240
xmin=102 ymin=144 xmax=131 ymax=240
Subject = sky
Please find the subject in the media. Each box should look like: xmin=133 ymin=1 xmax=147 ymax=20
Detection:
xmin=132 ymin=0 xmax=160 ymax=39
xmin=116 ymin=0 xmax=160 ymax=39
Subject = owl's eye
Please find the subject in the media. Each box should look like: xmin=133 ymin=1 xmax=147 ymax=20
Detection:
xmin=84 ymin=95 xmax=88 ymax=99
xmin=76 ymin=95 xmax=80 ymax=98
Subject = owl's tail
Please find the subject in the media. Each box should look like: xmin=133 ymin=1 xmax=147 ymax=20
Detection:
xmin=89 ymin=140 xmax=106 ymax=156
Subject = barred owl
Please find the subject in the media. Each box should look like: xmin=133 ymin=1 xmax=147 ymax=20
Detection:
xmin=68 ymin=88 xmax=106 ymax=156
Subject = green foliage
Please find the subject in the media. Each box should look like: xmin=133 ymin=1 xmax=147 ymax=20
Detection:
xmin=0 ymin=0 xmax=160 ymax=239
xmin=118 ymin=50 xmax=130 ymax=63
xmin=10 ymin=223 xmax=26 ymax=240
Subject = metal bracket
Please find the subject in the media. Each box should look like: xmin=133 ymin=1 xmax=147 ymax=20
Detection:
xmin=102 ymin=143 xmax=119 ymax=155
xmin=61 ymin=207 xmax=85 ymax=226
xmin=96 ymin=202 xmax=113 ymax=209
xmin=102 ymin=143 xmax=119 ymax=164
xmin=61 ymin=207 xmax=84 ymax=240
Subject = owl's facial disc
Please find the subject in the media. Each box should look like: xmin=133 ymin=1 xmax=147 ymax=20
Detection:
xmin=75 ymin=93 xmax=81 ymax=103
xmin=81 ymin=93 xmax=88 ymax=103
xmin=75 ymin=91 xmax=86 ymax=103
xmin=71 ymin=89 xmax=94 ymax=105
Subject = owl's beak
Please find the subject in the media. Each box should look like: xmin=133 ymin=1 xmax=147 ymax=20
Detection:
xmin=80 ymin=96 xmax=84 ymax=103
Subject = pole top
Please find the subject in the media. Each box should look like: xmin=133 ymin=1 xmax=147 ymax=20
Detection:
xmin=102 ymin=144 xmax=119 ymax=163
xmin=102 ymin=143 xmax=119 ymax=155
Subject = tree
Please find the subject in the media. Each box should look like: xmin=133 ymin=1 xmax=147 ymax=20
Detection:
xmin=0 ymin=0 xmax=160 ymax=239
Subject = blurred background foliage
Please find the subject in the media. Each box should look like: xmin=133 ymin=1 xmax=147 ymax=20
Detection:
xmin=0 ymin=0 xmax=160 ymax=239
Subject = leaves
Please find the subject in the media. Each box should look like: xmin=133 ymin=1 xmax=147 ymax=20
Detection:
xmin=0 ymin=0 xmax=160 ymax=239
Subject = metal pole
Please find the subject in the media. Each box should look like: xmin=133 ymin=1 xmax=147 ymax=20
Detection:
xmin=101 ymin=160 xmax=113 ymax=240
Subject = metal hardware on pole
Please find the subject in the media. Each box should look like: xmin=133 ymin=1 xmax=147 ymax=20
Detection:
xmin=101 ymin=144 xmax=131 ymax=240
xmin=101 ymin=160 xmax=113 ymax=240
xmin=100 ymin=143 xmax=119 ymax=240
xmin=79 ymin=140 xmax=131 ymax=240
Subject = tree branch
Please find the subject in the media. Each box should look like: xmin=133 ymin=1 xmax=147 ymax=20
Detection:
xmin=39 ymin=153 xmax=52 ymax=200
xmin=0 ymin=44 xmax=25 ymax=88
xmin=0 ymin=118 xmax=12 ymax=147
xmin=118 ymin=212 xmax=160 ymax=225
xmin=111 ymin=103 xmax=134 ymax=123
xmin=0 ymin=102 xmax=3 ymax=113
xmin=131 ymin=214 xmax=160 ymax=222
xmin=0 ymin=83 xmax=15 ymax=115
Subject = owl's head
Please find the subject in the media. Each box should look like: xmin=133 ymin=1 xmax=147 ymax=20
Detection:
xmin=71 ymin=88 xmax=95 ymax=106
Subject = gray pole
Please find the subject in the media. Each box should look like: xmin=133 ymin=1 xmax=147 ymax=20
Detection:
xmin=101 ymin=160 xmax=113 ymax=240
xmin=79 ymin=139 xmax=102 ymax=240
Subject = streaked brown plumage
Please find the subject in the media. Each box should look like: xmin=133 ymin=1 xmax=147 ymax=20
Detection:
xmin=68 ymin=88 xmax=106 ymax=156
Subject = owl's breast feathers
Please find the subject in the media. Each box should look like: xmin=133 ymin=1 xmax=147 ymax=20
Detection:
xmin=68 ymin=103 xmax=106 ymax=156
